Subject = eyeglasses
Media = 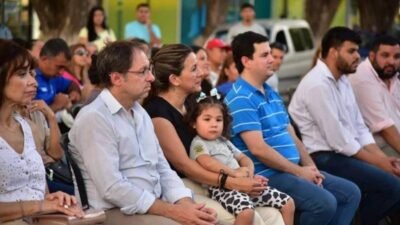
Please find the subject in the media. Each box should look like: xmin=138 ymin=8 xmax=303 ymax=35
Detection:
xmin=74 ymin=49 xmax=89 ymax=57
xmin=126 ymin=65 xmax=153 ymax=78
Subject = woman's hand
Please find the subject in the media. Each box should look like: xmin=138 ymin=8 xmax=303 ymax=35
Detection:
xmin=27 ymin=100 xmax=55 ymax=119
xmin=42 ymin=192 xmax=84 ymax=218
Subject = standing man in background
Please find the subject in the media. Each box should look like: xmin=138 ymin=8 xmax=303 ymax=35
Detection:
xmin=227 ymin=3 xmax=267 ymax=44
xmin=266 ymin=42 xmax=287 ymax=92
xmin=124 ymin=3 xmax=162 ymax=47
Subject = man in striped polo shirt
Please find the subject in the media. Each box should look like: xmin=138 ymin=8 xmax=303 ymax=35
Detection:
xmin=225 ymin=31 xmax=361 ymax=225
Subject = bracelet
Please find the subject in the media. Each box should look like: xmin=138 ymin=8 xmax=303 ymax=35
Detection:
xmin=217 ymin=170 xmax=224 ymax=187
xmin=219 ymin=170 xmax=228 ymax=189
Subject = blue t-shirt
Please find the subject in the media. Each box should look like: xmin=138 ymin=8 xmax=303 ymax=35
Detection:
xmin=224 ymin=77 xmax=300 ymax=177
xmin=124 ymin=20 xmax=161 ymax=43
xmin=35 ymin=69 xmax=71 ymax=105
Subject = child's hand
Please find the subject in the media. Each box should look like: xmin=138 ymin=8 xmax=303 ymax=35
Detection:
xmin=254 ymin=174 xmax=269 ymax=186
xmin=233 ymin=167 xmax=250 ymax=178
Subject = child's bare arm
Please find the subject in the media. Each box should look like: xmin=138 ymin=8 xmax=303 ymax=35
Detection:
xmin=196 ymin=154 xmax=237 ymax=177
xmin=236 ymin=153 xmax=255 ymax=176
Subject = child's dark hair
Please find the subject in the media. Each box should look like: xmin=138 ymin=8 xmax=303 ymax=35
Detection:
xmin=186 ymin=96 xmax=232 ymax=139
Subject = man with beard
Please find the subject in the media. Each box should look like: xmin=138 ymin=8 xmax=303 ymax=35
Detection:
xmin=289 ymin=27 xmax=400 ymax=225
xmin=349 ymin=35 xmax=400 ymax=156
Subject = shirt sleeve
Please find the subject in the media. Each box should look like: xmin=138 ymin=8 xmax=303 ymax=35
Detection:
xmin=226 ymin=96 xmax=262 ymax=135
xmin=152 ymin=25 xmax=162 ymax=39
xmin=71 ymin=111 xmax=156 ymax=214
xmin=156 ymin=143 xmax=192 ymax=203
xmin=109 ymin=29 xmax=117 ymax=42
xmin=349 ymin=86 xmax=375 ymax=146
xmin=54 ymin=76 xmax=72 ymax=94
xmin=227 ymin=140 xmax=242 ymax=158
xmin=189 ymin=138 xmax=210 ymax=160
xmin=351 ymin=79 xmax=395 ymax=133
xmin=305 ymin=85 xmax=362 ymax=156
xmin=78 ymin=27 xmax=88 ymax=38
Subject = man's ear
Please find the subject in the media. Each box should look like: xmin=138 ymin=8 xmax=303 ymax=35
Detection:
xmin=369 ymin=51 xmax=376 ymax=61
xmin=241 ymin=56 xmax=250 ymax=69
xmin=110 ymin=72 xmax=124 ymax=86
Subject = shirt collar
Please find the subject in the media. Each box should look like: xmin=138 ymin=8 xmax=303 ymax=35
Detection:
xmin=316 ymin=59 xmax=347 ymax=84
xmin=99 ymin=89 xmax=125 ymax=115
xmin=235 ymin=77 xmax=273 ymax=97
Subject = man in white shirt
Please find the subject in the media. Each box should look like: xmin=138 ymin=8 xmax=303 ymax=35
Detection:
xmin=349 ymin=35 xmax=400 ymax=156
xmin=227 ymin=3 xmax=267 ymax=44
xmin=69 ymin=41 xmax=217 ymax=225
xmin=289 ymin=26 xmax=400 ymax=225
xmin=266 ymin=42 xmax=287 ymax=92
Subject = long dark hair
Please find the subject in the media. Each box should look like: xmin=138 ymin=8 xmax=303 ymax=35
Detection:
xmin=87 ymin=6 xmax=108 ymax=42
xmin=0 ymin=40 xmax=36 ymax=107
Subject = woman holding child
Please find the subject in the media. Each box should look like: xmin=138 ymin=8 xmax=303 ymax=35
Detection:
xmin=144 ymin=44 xmax=292 ymax=225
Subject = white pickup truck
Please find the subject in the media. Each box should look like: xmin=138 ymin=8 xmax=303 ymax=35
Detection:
xmin=209 ymin=19 xmax=316 ymax=98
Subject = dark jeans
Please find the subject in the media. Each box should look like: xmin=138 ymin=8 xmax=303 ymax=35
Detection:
xmin=268 ymin=171 xmax=361 ymax=225
xmin=311 ymin=151 xmax=400 ymax=225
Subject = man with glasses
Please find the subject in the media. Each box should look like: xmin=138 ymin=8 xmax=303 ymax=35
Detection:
xmin=69 ymin=41 xmax=217 ymax=225
xmin=35 ymin=38 xmax=81 ymax=113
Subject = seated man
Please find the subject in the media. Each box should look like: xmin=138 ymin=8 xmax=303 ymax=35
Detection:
xmin=35 ymin=38 xmax=81 ymax=113
xmin=225 ymin=31 xmax=361 ymax=225
xmin=349 ymin=35 xmax=400 ymax=156
xmin=289 ymin=27 xmax=400 ymax=225
xmin=68 ymin=41 xmax=217 ymax=225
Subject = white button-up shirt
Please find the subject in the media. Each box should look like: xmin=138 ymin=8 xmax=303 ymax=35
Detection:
xmin=69 ymin=89 xmax=191 ymax=214
xmin=289 ymin=60 xmax=375 ymax=156
xmin=349 ymin=59 xmax=400 ymax=133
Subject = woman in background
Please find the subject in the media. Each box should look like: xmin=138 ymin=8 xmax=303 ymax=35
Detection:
xmin=79 ymin=6 xmax=116 ymax=51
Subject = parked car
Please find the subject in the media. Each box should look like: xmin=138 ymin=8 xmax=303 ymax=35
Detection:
xmin=208 ymin=19 xmax=316 ymax=96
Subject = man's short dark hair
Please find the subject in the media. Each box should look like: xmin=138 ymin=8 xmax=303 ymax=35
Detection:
xmin=270 ymin=42 xmax=287 ymax=53
xmin=370 ymin=35 xmax=399 ymax=53
xmin=96 ymin=40 xmax=144 ymax=88
xmin=240 ymin=3 xmax=254 ymax=11
xmin=231 ymin=31 xmax=269 ymax=74
xmin=321 ymin=26 xmax=361 ymax=59
xmin=136 ymin=3 xmax=150 ymax=10
xmin=40 ymin=38 xmax=72 ymax=60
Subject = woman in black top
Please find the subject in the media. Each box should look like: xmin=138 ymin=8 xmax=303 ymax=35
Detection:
xmin=144 ymin=44 xmax=278 ymax=225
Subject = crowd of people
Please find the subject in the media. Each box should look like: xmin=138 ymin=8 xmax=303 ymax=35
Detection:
xmin=1 ymin=2 xmax=400 ymax=225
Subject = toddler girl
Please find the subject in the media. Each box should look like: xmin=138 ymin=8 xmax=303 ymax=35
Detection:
xmin=187 ymin=91 xmax=294 ymax=225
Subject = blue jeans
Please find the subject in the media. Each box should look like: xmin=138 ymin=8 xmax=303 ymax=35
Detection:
xmin=312 ymin=151 xmax=400 ymax=225
xmin=268 ymin=171 xmax=360 ymax=225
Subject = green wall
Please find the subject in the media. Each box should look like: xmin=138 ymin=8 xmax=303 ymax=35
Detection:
xmin=106 ymin=0 xmax=179 ymax=43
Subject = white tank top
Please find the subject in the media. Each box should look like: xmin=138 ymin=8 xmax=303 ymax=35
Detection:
xmin=0 ymin=113 xmax=46 ymax=202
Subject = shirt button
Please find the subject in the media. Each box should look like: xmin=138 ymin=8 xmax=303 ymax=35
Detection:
xmin=21 ymin=157 xmax=24 ymax=160
xmin=25 ymin=171 xmax=29 ymax=175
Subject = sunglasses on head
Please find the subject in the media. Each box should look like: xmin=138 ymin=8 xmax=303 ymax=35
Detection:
xmin=74 ymin=49 xmax=89 ymax=57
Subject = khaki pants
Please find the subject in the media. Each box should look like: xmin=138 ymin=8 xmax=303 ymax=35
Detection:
xmin=182 ymin=178 xmax=285 ymax=225
xmin=104 ymin=209 xmax=179 ymax=225
xmin=2 ymin=220 xmax=29 ymax=225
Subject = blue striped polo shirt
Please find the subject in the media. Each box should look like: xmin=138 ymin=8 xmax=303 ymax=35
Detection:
xmin=225 ymin=77 xmax=300 ymax=177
